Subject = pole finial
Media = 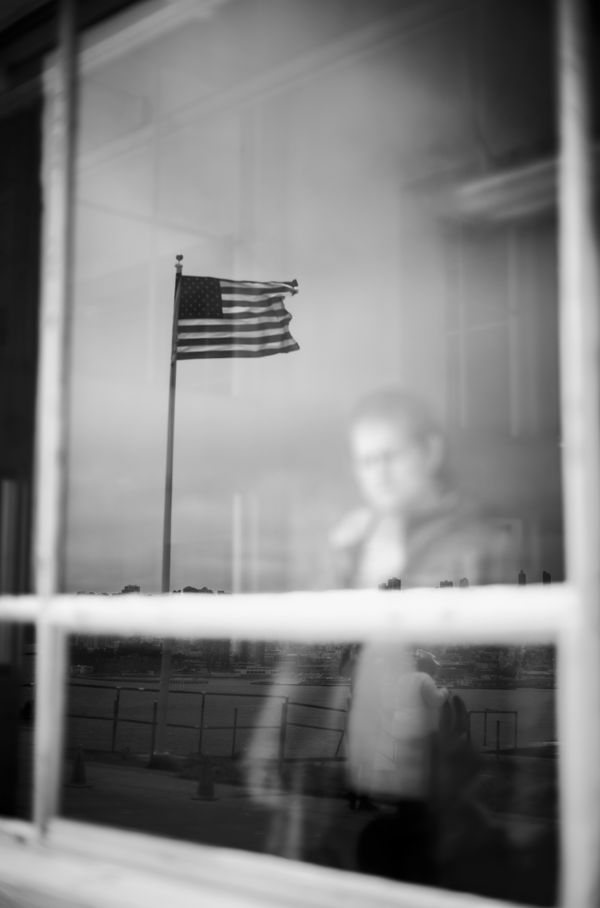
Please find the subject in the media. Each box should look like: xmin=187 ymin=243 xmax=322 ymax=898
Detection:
xmin=175 ymin=254 xmax=183 ymax=274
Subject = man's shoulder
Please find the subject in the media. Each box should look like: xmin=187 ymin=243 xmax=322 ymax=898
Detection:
xmin=427 ymin=496 xmax=508 ymax=542
xmin=407 ymin=496 xmax=520 ymax=585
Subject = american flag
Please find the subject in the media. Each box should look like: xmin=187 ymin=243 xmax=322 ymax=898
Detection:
xmin=175 ymin=276 xmax=299 ymax=359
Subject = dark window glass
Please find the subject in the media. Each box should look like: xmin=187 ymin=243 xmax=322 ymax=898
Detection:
xmin=63 ymin=632 xmax=559 ymax=905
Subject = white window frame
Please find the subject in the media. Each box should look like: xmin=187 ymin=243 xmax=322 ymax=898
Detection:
xmin=0 ymin=1 xmax=598 ymax=906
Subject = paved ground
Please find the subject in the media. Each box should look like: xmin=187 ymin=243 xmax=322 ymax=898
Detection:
xmin=60 ymin=750 xmax=558 ymax=866
xmin=60 ymin=754 xmax=375 ymax=869
xmin=11 ymin=720 xmax=559 ymax=905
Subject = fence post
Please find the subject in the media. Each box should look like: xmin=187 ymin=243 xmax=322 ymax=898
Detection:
xmin=197 ymin=692 xmax=206 ymax=757
xmin=513 ymin=709 xmax=518 ymax=752
xmin=278 ymin=697 xmax=288 ymax=769
xmin=231 ymin=706 xmax=238 ymax=758
xmin=111 ymin=687 xmax=121 ymax=753
xmin=334 ymin=696 xmax=351 ymax=757
xmin=495 ymin=720 xmax=501 ymax=760
xmin=150 ymin=700 xmax=158 ymax=756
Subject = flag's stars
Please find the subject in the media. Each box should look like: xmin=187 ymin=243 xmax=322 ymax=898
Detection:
xmin=179 ymin=276 xmax=223 ymax=318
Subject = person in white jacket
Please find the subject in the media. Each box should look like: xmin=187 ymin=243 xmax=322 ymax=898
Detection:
xmin=347 ymin=645 xmax=449 ymax=804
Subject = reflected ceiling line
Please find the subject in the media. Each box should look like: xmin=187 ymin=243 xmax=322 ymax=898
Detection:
xmin=77 ymin=0 xmax=472 ymax=174
xmin=75 ymin=196 xmax=226 ymax=242
xmin=43 ymin=0 xmax=231 ymax=160
xmin=78 ymin=0 xmax=232 ymax=75
xmin=443 ymin=144 xmax=600 ymax=222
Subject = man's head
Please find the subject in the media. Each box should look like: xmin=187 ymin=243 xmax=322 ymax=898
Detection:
xmin=349 ymin=388 xmax=448 ymax=515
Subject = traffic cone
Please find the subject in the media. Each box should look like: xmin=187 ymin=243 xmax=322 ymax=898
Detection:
xmin=68 ymin=747 xmax=91 ymax=788
xmin=191 ymin=757 xmax=216 ymax=801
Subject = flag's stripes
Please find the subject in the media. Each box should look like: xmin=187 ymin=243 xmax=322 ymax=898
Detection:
xmin=179 ymin=327 xmax=292 ymax=341
xmin=178 ymin=315 xmax=290 ymax=328
xmin=177 ymin=339 xmax=299 ymax=359
xmin=177 ymin=335 xmax=296 ymax=352
xmin=212 ymin=302 xmax=292 ymax=317
xmin=178 ymin=313 xmax=291 ymax=331
xmin=180 ymin=302 xmax=291 ymax=319
xmin=221 ymin=291 xmax=292 ymax=303
xmin=220 ymin=303 xmax=290 ymax=314
xmin=175 ymin=275 xmax=299 ymax=360
xmin=220 ymin=279 xmax=298 ymax=294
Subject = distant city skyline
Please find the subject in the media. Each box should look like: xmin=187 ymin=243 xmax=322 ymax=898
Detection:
xmin=78 ymin=566 xmax=552 ymax=598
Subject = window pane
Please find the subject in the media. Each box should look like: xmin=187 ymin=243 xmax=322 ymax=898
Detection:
xmin=61 ymin=0 xmax=561 ymax=596
xmin=0 ymin=622 xmax=35 ymax=821
xmin=62 ymin=632 xmax=559 ymax=905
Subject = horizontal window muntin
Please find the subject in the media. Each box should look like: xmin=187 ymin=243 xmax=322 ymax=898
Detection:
xmin=0 ymin=585 xmax=572 ymax=642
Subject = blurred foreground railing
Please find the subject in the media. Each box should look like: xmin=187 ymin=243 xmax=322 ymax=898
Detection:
xmin=66 ymin=681 xmax=349 ymax=765
xmin=63 ymin=681 xmax=534 ymax=766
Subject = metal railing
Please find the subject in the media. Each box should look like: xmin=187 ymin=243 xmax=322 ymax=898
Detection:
xmin=67 ymin=682 xmax=349 ymax=765
xmin=66 ymin=682 xmax=528 ymax=765
xmin=468 ymin=708 xmax=519 ymax=756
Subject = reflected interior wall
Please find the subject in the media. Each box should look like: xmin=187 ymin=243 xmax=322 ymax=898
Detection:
xmin=65 ymin=0 xmax=563 ymax=592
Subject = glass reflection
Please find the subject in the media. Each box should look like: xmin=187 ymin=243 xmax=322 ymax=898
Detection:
xmin=329 ymin=388 xmax=519 ymax=589
xmin=64 ymin=0 xmax=561 ymax=596
xmin=63 ymin=634 xmax=558 ymax=905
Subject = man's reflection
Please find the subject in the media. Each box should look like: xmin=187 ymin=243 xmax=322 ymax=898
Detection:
xmin=243 ymin=389 xmax=555 ymax=903
xmin=329 ymin=387 xmax=516 ymax=588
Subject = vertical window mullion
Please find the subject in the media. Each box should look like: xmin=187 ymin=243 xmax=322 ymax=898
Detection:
xmin=33 ymin=0 xmax=78 ymax=836
xmin=34 ymin=0 xmax=77 ymax=598
xmin=557 ymin=0 xmax=600 ymax=904
xmin=33 ymin=619 xmax=68 ymax=832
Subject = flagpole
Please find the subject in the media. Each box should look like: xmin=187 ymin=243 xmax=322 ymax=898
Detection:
xmin=161 ymin=254 xmax=183 ymax=594
xmin=153 ymin=254 xmax=183 ymax=762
